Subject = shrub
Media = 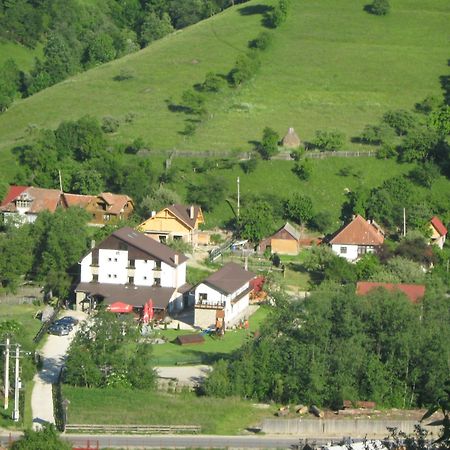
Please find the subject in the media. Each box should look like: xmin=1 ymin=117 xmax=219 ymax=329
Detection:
xmin=382 ymin=109 xmax=417 ymax=136
xmin=101 ymin=116 xmax=120 ymax=133
xmin=313 ymin=130 xmax=345 ymax=151
xmin=292 ymin=160 xmax=312 ymax=180
xmin=228 ymin=51 xmax=260 ymax=87
xmin=240 ymin=156 xmax=259 ymax=173
xmin=258 ymin=127 xmax=280 ymax=159
xmin=249 ymin=31 xmax=273 ymax=50
xmin=360 ymin=124 xmax=395 ymax=145
xmin=367 ymin=0 xmax=390 ymax=15
xmin=202 ymin=72 xmax=226 ymax=93
xmin=376 ymin=142 xmax=398 ymax=159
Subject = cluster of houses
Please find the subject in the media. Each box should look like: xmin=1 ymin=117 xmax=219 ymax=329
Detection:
xmin=1 ymin=184 xmax=448 ymax=331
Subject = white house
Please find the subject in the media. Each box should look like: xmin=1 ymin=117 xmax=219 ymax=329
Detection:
xmin=329 ymin=215 xmax=384 ymax=262
xmin=193 ymin=262 xmax=256 ymax=330
xmin=75 ymin=227 xmax=190 ymax=314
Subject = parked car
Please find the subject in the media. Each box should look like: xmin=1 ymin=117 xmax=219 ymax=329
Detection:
xmin=48 ymin=324 xmax=71 ymax=336
xmin=56 ymin=316 xmax=79 ymax=327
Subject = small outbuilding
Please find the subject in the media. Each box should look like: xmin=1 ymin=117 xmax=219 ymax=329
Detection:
xmin=282 ymin=127 xmax=301 ymax=149
xmin=175 ymin=334 xmax=205 ymax=346
xmin=259 ymin=222 xmax=301 ymax=255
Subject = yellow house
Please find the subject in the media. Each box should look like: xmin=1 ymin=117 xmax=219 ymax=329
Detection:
xmin=138 ymin=204 xmax=204 ymax=246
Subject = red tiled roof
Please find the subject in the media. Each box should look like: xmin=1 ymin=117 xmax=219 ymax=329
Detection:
xmin=330 ymin=215 xmax=384 ymax=246
xmin=356 ymin=282 xmax=426 ymax=304
xmin=1 ymin=186 xmax=28 ymax=207
xmin=0 ymin=186 xmax=61 ymax=213
xmin=63 ymin=193 xmax=95 ymax=208
xmin=430 ymin=216 xmax=447 ymax=236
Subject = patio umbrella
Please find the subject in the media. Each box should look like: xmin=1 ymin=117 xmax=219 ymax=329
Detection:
xmin=143 ymin=301 xmax=150 ymax=324
xmin=147 ymin=298 xmax=154 ymax=321
xmin=107 ymin=302 xmax=133 ymax=313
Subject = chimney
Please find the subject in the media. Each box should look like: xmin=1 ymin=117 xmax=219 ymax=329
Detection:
xmin=151 ymin=211 xmax=156 ymax=218
xmin=190 ymin=205 xmax=195 ymax=220
xmin=174 ymin=254 xmax=179 ymax=265
xmin=91 ymin=239 xmax=96 ymax=249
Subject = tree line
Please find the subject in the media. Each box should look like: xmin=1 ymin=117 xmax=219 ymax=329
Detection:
xmin=204 ymin=282 xmax=450 ymax=409
xmin=0 ymin=0 xmax=250 ymax=111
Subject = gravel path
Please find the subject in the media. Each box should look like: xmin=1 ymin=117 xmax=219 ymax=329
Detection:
xmin=31 ymin=310 xmax=87 ymax=430
xmin=156 ymin=365 xmax=211 ymax=388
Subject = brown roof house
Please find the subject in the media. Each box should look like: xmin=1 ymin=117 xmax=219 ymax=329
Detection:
xmin=259 ymin=222 xmax=301 ymax=255
xmin=75 ymin=227 xmax=190 ymax=314
xmin=356 ymin=282 xmax=426 ymax=304
xmin=329 ymin=215 xmax=384 ymax=262
xmin=0 ymin=185 xmax=61 ymax=225
xmin=429 ymin=216 xmax=447 ymax=249
xmin=282 ymin=127 xmax=301 ymax=149
xmin=193 ymin=262 xmax=256 ymax=330
xmin=138 ymin=204 xmax=204 ymax=247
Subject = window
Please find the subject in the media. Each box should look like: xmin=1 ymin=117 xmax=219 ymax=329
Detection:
xmin=93 ymin=274 xmax=98 ymax=282
xmin=128 ymin=259 xmax=135 ymax=268
xmin=340 ymin=246 xmax=347 ymax=254
xmin=108 ymin=257 xmax=112 ymax=261
xmin=108 ymin=274 xmax=112 ymax=278
xmin=199 ymin=293 xmax=208 ymax=301
xmin=357 ymin=246 xmax=367 ymax=255
xmin=104 ymin=214 xmax=111 ymax=221
xmin=128 ymin=276 xmax=134 ymax=284
xmin=154 ymin=278 xmax=161 ymax=287
xmin=114 ymin=258 xmax=118 ymax=262
xmin=173 ymin=235 xmax=182 ymax=241
xmin=143 ymin=276 xmax=147 ymax=280
xmin=113 ymin=274 xmax=117 ymax=278
xmin=159 ymin=236 xmax=167 ymax=244
xmin=155 ymin=261 xmax=161 ymax=270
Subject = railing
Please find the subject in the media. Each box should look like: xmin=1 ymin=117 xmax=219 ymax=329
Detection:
xmin=65 ymin=424 xmax=201 ymax=434
xmin=195 ymin=300 xmax=225 ymax=309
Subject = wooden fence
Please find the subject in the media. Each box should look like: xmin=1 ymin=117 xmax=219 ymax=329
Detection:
xmin=64 ymin=424 xmax=201 ymax=434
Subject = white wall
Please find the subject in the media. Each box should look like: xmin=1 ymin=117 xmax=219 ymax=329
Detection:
xmin=80 ymin=253 xmax=93 ymax=282
xmin=98 ymin=249 xmax=128 ymax=284
xmin=134 ymin=259 xmax=153 ymax=286
xmin=331 ymin=244 xmax=359 ymax=262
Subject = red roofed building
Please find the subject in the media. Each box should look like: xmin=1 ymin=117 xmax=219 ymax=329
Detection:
xmin=356 ymin=281 xmax=426 ymax=304
xmin=1 ymin=185 xmax=61 ymax=225
xmin=429 ymin=216 xmax=447 ymax=249
xmin=329 ymin=215 xmax=384 ymax=262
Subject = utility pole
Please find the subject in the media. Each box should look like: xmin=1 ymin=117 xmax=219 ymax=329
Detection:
xmin=237 ymin=177 xmax=240 ymax=219
xmin=403 ymin=208 xmax=406 ymax=237
xmin=13 ymin=344 xmax=20 ymax=421
xmin=58 ymin=170 xmax=63 ymax=192
xmin=3 ymin=337 xmax=10 ymax=410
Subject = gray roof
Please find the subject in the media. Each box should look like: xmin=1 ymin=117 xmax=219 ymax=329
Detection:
xmin=203 ymin=262 xmax=255 ymax=295
xmin=281 ymin=222 xmax=301 ymax=240
xmin=166 ymin=204 xmax=202 ymax=229
xmin=76 ymin=282 xmax=175 ymax=309
xmin=111 ymin=227 xmax=188 ymax=267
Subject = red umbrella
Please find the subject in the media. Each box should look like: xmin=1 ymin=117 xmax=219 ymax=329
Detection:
xmin=147 ymin=299 xmax=154 ymax=321
xmin=143 ymin=302 xmax=150 ymax=324
xmin=107 ymin=302 xmax=133 ymax=313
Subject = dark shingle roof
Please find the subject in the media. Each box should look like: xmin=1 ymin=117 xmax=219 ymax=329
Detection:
xmin=112 ymin=227 xmax=188 ymax=267
xmin=166 ymin=204 xmax=203 ymax=229
xmin=203 ymin=262 xmax=255 ymax=295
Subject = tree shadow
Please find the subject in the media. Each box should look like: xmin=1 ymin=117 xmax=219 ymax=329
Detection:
xmin=238 ymin=4 xmax=272 ymax=16
xmin=166 ymin=99 xmax=191 ymax=114
xmin=440 ymin=72 xmax=450 ymax=105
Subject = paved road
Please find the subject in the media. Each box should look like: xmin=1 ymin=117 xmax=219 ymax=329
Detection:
xmin=62 ymin=433 xmax=331 ymax=449
xmin=30 ymin=311 xmax=87 ymax=429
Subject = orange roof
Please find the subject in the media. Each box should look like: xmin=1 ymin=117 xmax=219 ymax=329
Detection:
xmin=98 ymin=193 xmax=133 ymax=215
xmin=63 ymin=193 xmax=95 ymax=208
xmin=356 ymin=282 xmax=426 ymax=304
xmin=330 ymin=215 xmax=384 ymax=246
xmin=430 ymin=216 xmax=447 ymax=236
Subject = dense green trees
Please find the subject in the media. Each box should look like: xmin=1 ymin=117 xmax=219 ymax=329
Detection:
xmin=205 ymin=286 xmax=450 ymax=408
xmin=10 ymin=424 xmax=71 ymax=450
xmin=65 ymin=311 xmax=156 ymax=389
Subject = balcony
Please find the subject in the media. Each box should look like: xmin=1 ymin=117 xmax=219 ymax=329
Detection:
xmin=195 ymin=300 xmax=225 ymax=310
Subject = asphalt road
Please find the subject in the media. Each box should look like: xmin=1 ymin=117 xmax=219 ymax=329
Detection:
xmin=0 ymin=432 xmax=337 ymax=449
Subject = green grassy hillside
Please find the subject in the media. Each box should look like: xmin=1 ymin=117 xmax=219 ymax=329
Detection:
xmin=0 ymin=41 xmax=42 ymax=70
xmin=0 ymin=0 xmax=448 ymax=162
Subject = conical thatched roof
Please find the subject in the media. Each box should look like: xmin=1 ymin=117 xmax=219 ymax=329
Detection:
xmin=282 ymin=127 xmax=301 ymax=148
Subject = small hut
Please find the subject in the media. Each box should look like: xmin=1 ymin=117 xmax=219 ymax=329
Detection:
xmin=282 ymin=127 xmax=301 ymax=149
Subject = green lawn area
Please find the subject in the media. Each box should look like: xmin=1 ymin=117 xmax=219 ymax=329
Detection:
xmin=62 ymin=386 xmax=274 ymax=434
xmin=151 ymin=306 xmax=269 ymax=366
xmin=0 ymin=0 xmax=448 ymax=176
xmin=0 ymin=41 xmax=42 ymax=71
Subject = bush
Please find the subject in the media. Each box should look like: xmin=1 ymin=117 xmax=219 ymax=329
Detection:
xmin=249 ymin=31 xmax=273 ymax=50
xmin=292 ymin=160 xmax=312 ymax=180
xmin=202 ymin=72 xmax=226 ymax=93
xmin=376 ymin=142 xmax=398 ymax=159
xmin=382 ymin=109 xmax=417 ymax=136
xmin=258 ymin=127 xmax=280 ymax=160
xmin=240 ymin=156 xmax=259 ymax=173
xmin=101 ymin=116 xmax=120 ymax=133
xmin=359 ymin=124 xmax=395 ymax=145
xmin=367 ymin=0 xmax=390 ymax=15
xmin=228 ymin=51 xmax=260 ymax=87
xmin=313 ymin=130 xmax=345 ymax=151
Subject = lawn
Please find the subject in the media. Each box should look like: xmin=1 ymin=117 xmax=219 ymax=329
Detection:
xmin=0 ymin=41 xmax=42 ymax=71
xmin=151 ymin=306 xmax=269 ymax=366
xmin=0 ymin=0 xmax=448 ymax=176
xmin=62 ymin=387 xmax=274 ymax=434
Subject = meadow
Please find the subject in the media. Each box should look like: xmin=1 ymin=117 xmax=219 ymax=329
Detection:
xmin=62 ymin=386 xmax=274 ymax=434
xmin=0 ymin=0 xmax=448 ymax=167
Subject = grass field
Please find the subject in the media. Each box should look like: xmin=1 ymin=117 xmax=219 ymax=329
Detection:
xmin=168 ymin=155 xmax=420 ymax=228
xmin=0 ymin=41 xmax=42 ymax=71
xmin=62 ymin=387 xmax=273 ymax=434
xmin=151 ymin=306 xmax=269 ymax=366
xmin=0 ymin=0 xmax=448 ymax=173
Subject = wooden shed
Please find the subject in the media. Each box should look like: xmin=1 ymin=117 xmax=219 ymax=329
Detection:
xmin=282 ymin=127 xmax=301 ymax=149
xmin=174 ymin=334 xmax=205 ymax=346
